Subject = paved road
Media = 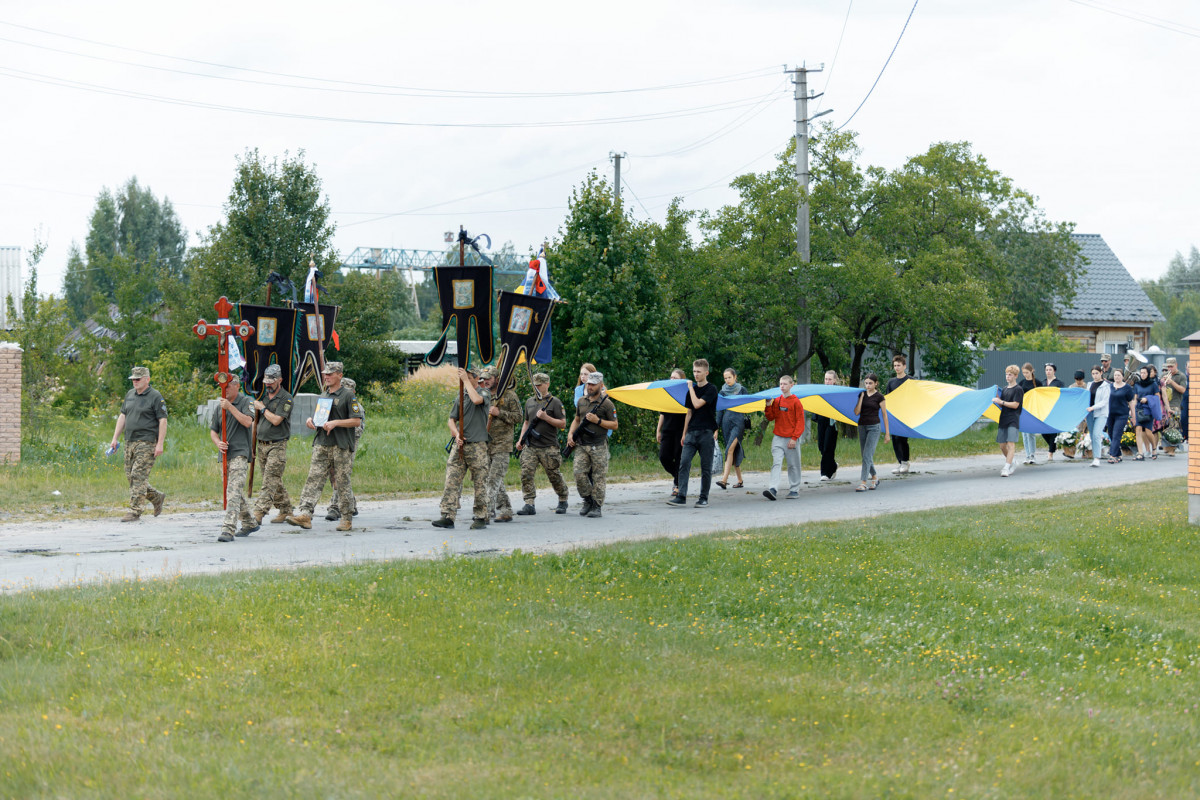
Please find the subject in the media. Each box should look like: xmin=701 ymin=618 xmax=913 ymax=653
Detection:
xmin=1 ymin=452 xmax=1185 ymax=592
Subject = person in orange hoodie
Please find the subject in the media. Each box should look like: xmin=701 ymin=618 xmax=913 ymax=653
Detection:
xmin=763 ymin=374 xmax=805 ymax=500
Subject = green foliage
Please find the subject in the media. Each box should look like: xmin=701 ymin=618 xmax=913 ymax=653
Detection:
xmin=1144 ymin=247 xmax=1200 ymax=347
xmin=545 ymin=172 xmax=669 ymax=391
xmin=997 ymin=325 xmax=1085 ymax=352
xmin=920 ymin=330 xmax=983 ymax=385
xmin=145 ymin=350 xmax=213 ymax=420
xmin=322 ymin=271 xmax=409 ymax=388
xmin=64 ymin=178 xmax=185 ymax=321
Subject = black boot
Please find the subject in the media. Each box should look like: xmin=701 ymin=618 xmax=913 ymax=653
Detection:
xmin=555 ymin=499 xmax=568 ymax=514
xmin=516 ymin=504 xmax=536 ymax=516
xmin=586 ymin=503 xmax=602 ymax=518
xmin=579 ymin=497 xmax=593 ymax=516
xmin=325 ymin=507 xmax=341 ymax=521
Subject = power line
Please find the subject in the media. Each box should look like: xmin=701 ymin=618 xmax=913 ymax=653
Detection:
xmin=814 ymin=0 xmax=854 ymax=117
xmin=0 ymin=19 xmax=780 ymax=98
xmin=620 ymin=178 xmax=654 ymax=220
xmin=1064 ymin=0 xmax=1200 ymax=38
xmin=837 ymin=0 xmax=919 ymax=132
xmin=631 ymin=78 xmax=790 ymax=158
xmin=0 ymin=65 xmax=786 ymax=128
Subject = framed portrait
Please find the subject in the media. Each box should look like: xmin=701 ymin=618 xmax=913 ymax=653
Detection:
xmin=257 ymin=317 xmax=278 ymax=346
xmin=306 ymin=313 xmax=325 ymax=342
xmin=508 ymin=306 xmax=533 ymax=335
xmin=453 ymin=279 xmax=474 ymax=310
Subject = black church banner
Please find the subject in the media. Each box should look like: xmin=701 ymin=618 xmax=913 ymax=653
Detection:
xmin=236 ymin=304 xmax=300 ymax=397
xmin=493 ymin=291 xmax=555 ymax=395
xmin=293 ymin=302 xmax=339 ymax=393
xmin=425 ymin=265 xmax=494 ymax=368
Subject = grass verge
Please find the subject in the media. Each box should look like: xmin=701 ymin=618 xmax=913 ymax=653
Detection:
xmin=1 ymin=483 xmax=1196 ymax=797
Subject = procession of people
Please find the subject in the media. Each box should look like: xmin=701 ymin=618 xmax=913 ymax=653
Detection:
xmin=108 ymin=350 xmax=1188 ymax=541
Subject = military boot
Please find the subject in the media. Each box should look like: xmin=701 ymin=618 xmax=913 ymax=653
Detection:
xmin=325 ymin=507 xmax=341 ymax=521
xmin=336 ymin=518 xmax=352 ymax=532
xmin=270 ymin=510 xmax=291 ymax=524
xmin=151 ymin=492 xmax=165 ymax=517
xmin=555 ymin=500 xmax=569 ymax=514
xmin=579 ymin=497 xmax=593 ymax=516
xmin=285 ymin=512 xmax=312 ymax=530
xmin=516 ymin=504 xmax=536 ymax=516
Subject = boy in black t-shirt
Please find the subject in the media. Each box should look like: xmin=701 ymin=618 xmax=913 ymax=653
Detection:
xmin=993 ymin=364 xmax=1025 ymax=477
xmin=667 ymin=358 xmax=720 ymax=508
xmin=887 ymin=354 xmax=912 ymax=474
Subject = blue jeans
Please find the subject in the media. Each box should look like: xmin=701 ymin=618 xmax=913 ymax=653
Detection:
xmin=677 ymin=429 xmax=715 ymax=501
xmin=1087 ymin=412 xmax=1106 ymax=460
xmin=1021 ymin=432 xmax=1038 ymax=461
xmin=858 ymin=423 xmax=881 ymax=482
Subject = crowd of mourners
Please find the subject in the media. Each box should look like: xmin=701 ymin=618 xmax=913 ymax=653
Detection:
xmin=106 ymin=349 xmax=1187 ymax=539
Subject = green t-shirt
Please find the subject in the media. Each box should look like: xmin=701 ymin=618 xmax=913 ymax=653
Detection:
xmin=449 ymin=388 xmax=492 ymax=443
xmin=121 ymin=386 xmax=168 ymax=444
xmin=210 ymin=392 xmax=254 ymax=460
xmin=314 ymin=385 xmax=363 ymax=450
xmin=257 ymin=388 xmax=294 ymax=442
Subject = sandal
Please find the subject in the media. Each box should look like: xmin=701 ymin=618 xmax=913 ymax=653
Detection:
xmin=1134 ymin=455 xmax=1145 ymax=461
xmin=856 ymin=483 xmax=868 ymax=492
xmin=1152 ymin=453 xmax=1158 ymax=460
xmin=716 ymin=481 xmax=728 ymax=490
xmin=869 ymin=478 xmax=879 ymax=490
xmin=732 ymin=482 xmax=743 ymax=489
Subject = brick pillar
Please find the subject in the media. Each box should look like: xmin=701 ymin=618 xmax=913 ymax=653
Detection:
xmin=0 ymin=343 xmax=21 ymax=464
xmin=1187 ymin=334 xmax=1200 ymax=523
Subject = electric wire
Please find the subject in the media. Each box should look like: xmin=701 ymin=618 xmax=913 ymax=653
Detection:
xmin=620 ymin=178 xmax=654 ymax=220
xmin=837 ymin=0 xmax=919 ymax=131
xmin=631 ymin=77 xmax=790 ymax=158
xmin=0 ymin=19 xmax=779 ymax=97
xmin=813 ymin=0 xmax=854 ymax=118
xmin=0 ymin=64 xmax=786 ymax=128
xmin=1064 ymin=0 xmax=1200 ymax=38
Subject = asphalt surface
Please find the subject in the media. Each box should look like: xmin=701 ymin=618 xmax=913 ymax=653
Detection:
xmin=0 ymin=451 xmax=1186 ymax=592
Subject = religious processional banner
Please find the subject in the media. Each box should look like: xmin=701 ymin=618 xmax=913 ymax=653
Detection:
xmin=236 ymin=303 xmax=299 ymax=397
xmin=493 ymin=290 xmax=556 ymax=394
xmin=293 ymin=302 xmax=339 ymax=394
xmin=425 ymin=265 xmax=494 ymax=368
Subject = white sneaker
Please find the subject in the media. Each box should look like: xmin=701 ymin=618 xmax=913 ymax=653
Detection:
xmin=892 ymin=465 xmax=904 ymax=475
xmin=901 ymin=462 xmax=911 ymax=474
xmin=1001 ymin=463 xmax=1011 ymax=477
xmin=1091 ymin=458 xmax=1100 ymax=467
xmin=819 ymin=475 xmax=830 ymax=482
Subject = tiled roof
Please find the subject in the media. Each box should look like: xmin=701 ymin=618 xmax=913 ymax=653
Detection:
xmin=1055 ymin=234 xmax=1164 ymax=325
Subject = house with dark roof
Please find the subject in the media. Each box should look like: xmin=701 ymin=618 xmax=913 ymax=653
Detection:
xmin=1054 ymin=233 xmax=1164 ymax=354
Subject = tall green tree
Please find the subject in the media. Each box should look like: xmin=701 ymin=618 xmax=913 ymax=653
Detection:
xmin=546 ymin=172 xmax=669 ymax=392
xmin=63 ymin=178 xmax=185 ymax=321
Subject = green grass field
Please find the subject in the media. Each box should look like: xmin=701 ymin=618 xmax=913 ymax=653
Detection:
xmin=1 ymin=484 xmax=1196 ymax=798
xmin=4 ymin=379 xmax=999 ymax=521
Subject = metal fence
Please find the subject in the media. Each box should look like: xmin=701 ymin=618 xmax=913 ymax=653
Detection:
xmin=975 ymin=351 xmax=1188 ymax=389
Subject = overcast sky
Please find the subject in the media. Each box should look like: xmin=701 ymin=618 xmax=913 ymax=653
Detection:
xmin=1 ymin=0 xmax=1196 ymax=298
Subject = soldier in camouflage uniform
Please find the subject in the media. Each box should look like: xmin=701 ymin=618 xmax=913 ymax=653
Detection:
xmin=209 ymin=374 xmax=257 ymax=542
xmin=108 ymin=366 xmax=168 ymax=522
xmin=327 ymin=377 xmax=363 ymax=520
xmin=567 ymin=371 xmax=618 ymax=519
xmin=514 ymin=372 xmax=569 ymax=516
xmin=479 ymin=367 xmax=522 ymax=523
xmin=251 ymin=364 xmax=294 ymax=525
xmin=433 ymin=366 xmax=492 ymax=530
xmin=285 ymin=362 xmax=363 ymax=533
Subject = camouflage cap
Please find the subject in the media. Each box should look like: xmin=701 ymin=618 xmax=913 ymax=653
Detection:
xmin=479 ymin=366 xmax=497 ymax=380
xmin=264 ymin=364 xmax=283 ymax=379
xmin=128 ymin=366 xmax=150 ymax=380
xmin=322 ymin=361 xmax=344 ymax=374
xmin=532 ymin=372 xmax=550 ymax=384
xmin=342 ymin=378 xmax=356 ymax=391
xmin=586 ymin=371 xmax=604 ymax=385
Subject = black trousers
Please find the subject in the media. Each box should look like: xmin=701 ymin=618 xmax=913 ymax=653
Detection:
xmin=816 ymin=416 xmax=839 ymax=478
xmin=1041 ymin=432 xmax=1058 ymax=453
xmin=659 ymin=432 xmax=683 ymax=485
xmin=891 ymin=434 xmax=910 ymax=463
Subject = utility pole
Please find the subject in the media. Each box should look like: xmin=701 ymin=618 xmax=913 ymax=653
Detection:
xmin=785 ymin=63 xmax=831 ymax=385
xmin=610 ymin=151 xmax=626 ymax=201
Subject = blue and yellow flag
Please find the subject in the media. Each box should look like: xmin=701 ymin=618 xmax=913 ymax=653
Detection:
xmin=983 ymin=386 xmax=1089 ymax=434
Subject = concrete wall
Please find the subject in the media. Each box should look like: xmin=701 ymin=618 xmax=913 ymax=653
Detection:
xmin=0 ymin=343 xmax=21 ymax=463
xmin=197 ymin=392 xmax=321 ymax=438
xmin=0 ymin=246 xmax=21 ymax=331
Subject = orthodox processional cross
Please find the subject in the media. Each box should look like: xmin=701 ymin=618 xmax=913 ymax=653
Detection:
xmin=193 ymin=296 xmax=255 ymax=509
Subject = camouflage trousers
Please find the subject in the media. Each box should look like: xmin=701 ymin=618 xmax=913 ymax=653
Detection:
xmin=573 ymin=443 xmax=610 ymax=506
xmin=439 ymin=441 xmax=490 ymax=521
xmin=485 ymin=443 xmax=513 ymax=518
xmin=251 ymin=440 xmax=292 ymax=517
xmin=298 ymin=444 xmax=354 ymax=518
xmin=329 ymin=449 xmax=358 ymax=514
xmin=124 ymin=440 xmax=163 ymax=516
xmin=520 ymin=445 xmax=569 ymax=505
xmin=222 ymin=455 xmax=255 ymax=533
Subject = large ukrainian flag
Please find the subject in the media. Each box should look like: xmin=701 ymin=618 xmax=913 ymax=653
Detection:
xmin=982 ymin=386 xmax=1089 ymax=434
